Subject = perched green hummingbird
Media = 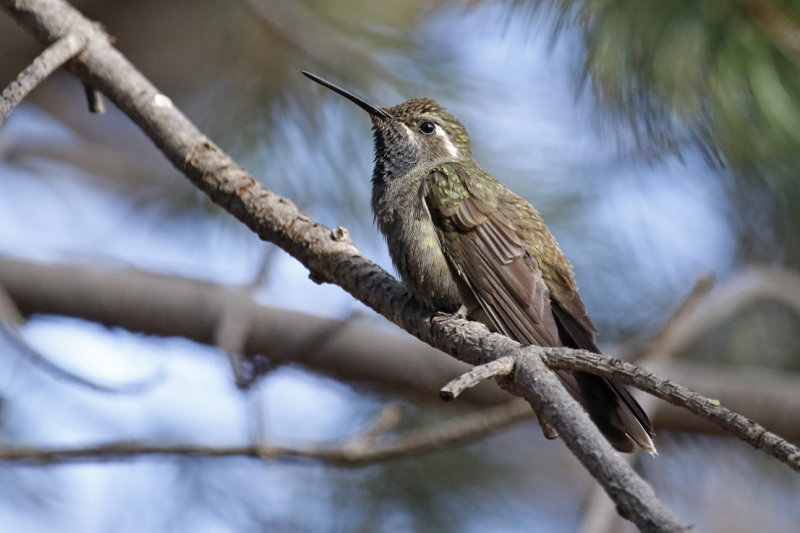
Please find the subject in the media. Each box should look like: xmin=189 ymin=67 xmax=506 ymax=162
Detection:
xmin=302 ymin=71 xmax=655 ymax=454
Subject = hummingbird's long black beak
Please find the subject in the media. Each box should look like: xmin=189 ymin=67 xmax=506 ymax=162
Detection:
xmin=301 ymin=71 xmax=394 ymax=119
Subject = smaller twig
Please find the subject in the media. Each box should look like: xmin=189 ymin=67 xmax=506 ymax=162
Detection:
xmin=357 ymin=403 xmax=404 ymax=441
xmin=541 ymin=348 xmax=800 ymax=472
xmin=82 ymin=82 xmax=105 ymax=113
xmin=671 ymin=274 xmax=715 ymax=322
xmin=0 ymin=281 xmax=162 ymax=394
xmin=246 ymin=381 xmax=268 ymax=449
xmin=0 ymin=31 xmax=87 ymax=126
xmin=213 ymin=293 xmax=253 ymax=388
xmin=629 ymin=274 xmax=715 ymax=362
xmin=248 ymin=244 xmax=282 ymax=289
xmin=0 ymin=399 xmax=534 ymax=467
xmin=635 ymin=267 xmax=800 ymax=359
xmin=344 ymin=403 xmax=404 ymax=453
xmin=0 ymin=323 xmax=163 ymax=394
xmin=218 ymin=248 xmax=285 ymax=388
xmin=440 ymin=355 xmax=515 ymax=401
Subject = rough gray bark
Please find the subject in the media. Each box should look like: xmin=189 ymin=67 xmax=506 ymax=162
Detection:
xmin=0 ymin=0 xmax=702 ymax=530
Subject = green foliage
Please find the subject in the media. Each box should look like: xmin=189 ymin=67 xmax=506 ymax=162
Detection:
xmin=544 ymin=0 xmax=800 ymax=265
xmin=564 ymin=0 xmax=800 ymax=165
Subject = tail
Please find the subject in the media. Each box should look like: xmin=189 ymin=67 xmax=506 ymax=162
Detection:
xmin=573 ymin=372 xmax=656 ymax=454
xmin=551 ymin=301 xmax=656 ymax=454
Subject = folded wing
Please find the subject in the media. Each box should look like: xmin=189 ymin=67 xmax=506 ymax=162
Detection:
xmin=426 ymin=162 xmax=655 ymax=453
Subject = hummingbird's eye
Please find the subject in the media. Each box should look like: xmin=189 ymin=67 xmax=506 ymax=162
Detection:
xmin=418 ymin=121 xmax=436 ymax=135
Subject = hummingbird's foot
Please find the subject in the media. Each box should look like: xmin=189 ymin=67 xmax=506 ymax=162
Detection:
xmin=432 ymin=305 xmax=469 ymax=325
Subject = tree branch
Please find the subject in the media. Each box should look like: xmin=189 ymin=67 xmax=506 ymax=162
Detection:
xmin=0 ymin=255 xmax=504 ymax=405
xmin=627 ymin=274 xmax=714 ymax=363
xmin=2 ymin=256 xmax=798 ymax=443
xmin=0 ymin=279 xmax=160 ymax=393
xmin=539 ymin=347 xmax=800 ymax=472
xmin=440 ymin=356 xmax=515 ymax=401
xmin=81 ymin=80 xmax=104 ymax=113
xmin=0 ymin=399 xmax=533 ymax=467
xmin=635 ymin=267 xmax=800 ymax=359
xmin=5 ymin=257 xmax=800 ymax=443
xmin=0 ymin=30 xmax=86 ymax=125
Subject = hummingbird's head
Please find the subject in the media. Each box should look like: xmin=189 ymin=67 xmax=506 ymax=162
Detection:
xmin=301 ymin=72 xmax=471 ymax=185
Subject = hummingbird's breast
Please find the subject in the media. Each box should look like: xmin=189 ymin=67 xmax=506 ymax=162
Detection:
xmin=372 ymin=175 xmax=465 ymax=312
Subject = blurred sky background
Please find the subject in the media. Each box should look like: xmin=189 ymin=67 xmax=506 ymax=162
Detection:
xmin=1 ymin=1 xmax=799 ymax=532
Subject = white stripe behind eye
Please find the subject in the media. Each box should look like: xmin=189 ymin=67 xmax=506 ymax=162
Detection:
xmin=401 ymin=122 xmax=459 ymax=158
xmin=437 ymin=127 xmax=459 ymax=158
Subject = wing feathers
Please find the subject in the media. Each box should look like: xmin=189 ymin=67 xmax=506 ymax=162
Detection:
xmin=458 ymin=220 xmax=561 ymax=347
xmin=425 ymin=163 xmax=654 ymax=453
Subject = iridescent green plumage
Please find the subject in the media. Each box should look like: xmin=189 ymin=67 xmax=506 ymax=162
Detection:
xmin=303 ymin=71 xmax=655 ymax=454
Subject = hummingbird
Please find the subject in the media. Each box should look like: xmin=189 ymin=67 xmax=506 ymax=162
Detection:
xmin=302 ymin=71 xmax=656 ymax=454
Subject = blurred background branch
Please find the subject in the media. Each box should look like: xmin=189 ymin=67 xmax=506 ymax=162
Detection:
xmin=2 ymin=255 xmax=798 ymax=443
xmin=0 ymin=399 xmax=532 ymax=467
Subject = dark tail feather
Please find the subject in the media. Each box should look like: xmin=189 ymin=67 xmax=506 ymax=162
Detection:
xmin=574 ymin=372 xmax=656 ymax=454
xmin=551 ymin=301 xmax=656 ymax=454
